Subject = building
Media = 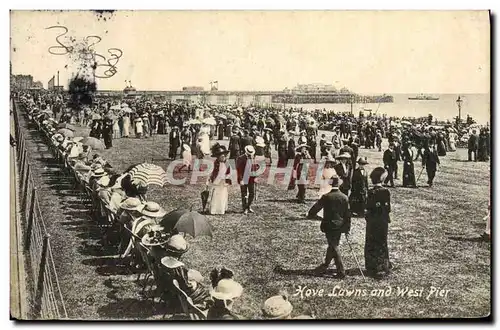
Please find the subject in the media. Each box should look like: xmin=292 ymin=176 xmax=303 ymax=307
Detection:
xmin=290 ymin=83 xmax=339 ymax=94
xmin=182 ymin=86 xmax=204 ymax=91
xmin=11 ymin=74 xmax=34 ymax=90
xmin=32 ymin=81 xmax=44 ymax=90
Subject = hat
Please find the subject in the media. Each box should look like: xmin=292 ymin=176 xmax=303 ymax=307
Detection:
xmin=172 ymin=126 xmax=179 ymax=130
xmin=187 ymin=269 xmax=204 ymax=283
xmin=370 ymin=167 xmax=388 ymax=184
xmin=120 ymin=197 xmax=144 ymax=211
xmin=182 ymin=144 xmax=191 ymax=152
xmin=293 ymin=315 xmax=314 ymax=319
xmin=161 ymin=256 xmax=185 ymax=269
xmin=211 ymin=144 xmax=230 ymax=157
xmin=295 ymin=144 xmax=309 ymax=151
xmin=210 ymin=279 xmax=244 ymax=301
xmin=166 ymin=234 xmax=189 ymax=254
xmin=264 ymin=128 xmax=273 ymax=132
xmin=357 ymin=157 xmax=368 ymax=165
xmin=97 ymin=175 xmax=110 ymax=186
xmin=336 ymin=152 xmax=351 ymax=159
xmin=255 ymin=137 xmax=266 ymax=147
xmin=55 ymin=134 xmax=64 ymax=142
xmin=245 ymin=145 xmax=256 ymax=156
xmin=262 ymin=295 xmax=293 ymax=319
xmin=73 ymin=136 xmax=84 ymax=142
xmin=325 ymin=141 xmax=333 ymax=147
xmin=93 ymin=168 xmax=106 ymax=177
xmin=140 ymin=201 xmax=167 ymax=218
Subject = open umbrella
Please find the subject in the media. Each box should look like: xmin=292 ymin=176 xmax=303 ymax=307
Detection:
xmin=129 ymin=163 xmax=168 ymax=187
xmin=215 ymin=114 xmax=227 ymax=120
xmin=161 ymin=209 xmax=213 ymax=238
xmin=57 ymin=128 xmax=74 ymax=137
xmin=57 ymin=123 xmax=76 ymax=131
xmin=81 ymin=137 xmax=105 ymax=150
xmin=186 ymin=119 xmax=202 ymax=125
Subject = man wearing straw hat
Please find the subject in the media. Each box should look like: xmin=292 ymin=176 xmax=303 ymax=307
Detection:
xmin=237 ymin=145 xmax=258 ymax=214
xmin=307 ymin=173 xmax=350 ymax=278
xmin=334 ymin=152 xmax=352 ymax=196
xmin=228 ymin=125 xmax=242 ymax=159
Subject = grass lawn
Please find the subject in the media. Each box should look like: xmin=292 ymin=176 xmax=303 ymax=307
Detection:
xmin=21 ymin=118 xmax=491 ymax=319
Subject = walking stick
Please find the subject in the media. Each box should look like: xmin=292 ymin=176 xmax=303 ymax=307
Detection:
xmin=416 ymin=166 xmax=425 ymax=183
xmin=345 ymin=234 xmax=366 ymax=280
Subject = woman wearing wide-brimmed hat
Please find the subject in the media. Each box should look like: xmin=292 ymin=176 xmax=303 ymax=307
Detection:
xmin=206 ymin=143 xmax=232 ymax=215
xmin=290 ymin=143 xmax=311 ymax=203
xmin=364 ymin=167 xmax=393 ymax=278
xmin=349 ymin=157 xmax=369 ymax=216
xmin=207 ymin=278 xmax=244 ymax=320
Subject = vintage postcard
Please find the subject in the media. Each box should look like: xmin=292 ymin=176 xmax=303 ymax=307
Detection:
xmin=10 ymin=10 xmax=490 ymax=320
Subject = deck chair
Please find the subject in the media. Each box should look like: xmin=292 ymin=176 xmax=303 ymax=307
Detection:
xmin=136 ymin=243 xmax=155 ymax=293
xmin=171 ymin=279 xmax=207 ymax=320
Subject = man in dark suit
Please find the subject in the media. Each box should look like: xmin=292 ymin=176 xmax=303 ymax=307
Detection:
xmin=236 ymin=145 xmax=259 ymax=214
xmin=334 ymin=153 xmax=352 ymax=196
xmin=239 ymin=129 xmax=254 ymax=151
xmin=422 ymin=142 xmax=440 ymax=187
xmin=383 ymin=142 xmax=397 ymax=187
xmin=169 ymin=126 xmax=181 ymax=160
xmin=228 ymin=126 xmax=242 ymax=159
xmin=468 ymin=129 xmax=479 ymax=162
xmin=292 ymin=144 xmax=312 ymax=203
xmin=308 ymin=174 xmax=350 ymax=278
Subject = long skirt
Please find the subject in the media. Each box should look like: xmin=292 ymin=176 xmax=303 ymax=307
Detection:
xmin=402 ymin=162 xmax=416 ymax=187
xmin=364 ymin=216 xmax=391 ymax=275
xmin=437 ymin=141 xmax=446 ymax=156
xmin=277 ymin=151 xmax=287 ymax=168
xmin=209 ymin=184 xmax=229 ymax=215
xmin=449 ymin=141 xmax=456 ymax=152
xmin=123 ymin=118 xmax=130 ymax=137
xmin=349 ymin=189 xmax=367 ymax=215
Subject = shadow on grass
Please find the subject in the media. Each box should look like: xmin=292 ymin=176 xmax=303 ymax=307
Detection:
xmin=78 ymin=241 xmax=119 ymax=257
xmin=265 ymin=198 xmax=317 ymax=203
xmin=82 ymin=256 xmax=140 ymax=276
xmin=97 ymin=298 xmax=170 ymax=319
xmin=273 ymin=265 xmax=363 ymax=278
xmin=447 ymin=235 xmax=490 ymax=243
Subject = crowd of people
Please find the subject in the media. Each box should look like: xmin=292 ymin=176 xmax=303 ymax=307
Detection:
xmin=17 ymin=92 xmax=321 ymax=320
xmin=14 ymin=88 xmax=491 ymax=318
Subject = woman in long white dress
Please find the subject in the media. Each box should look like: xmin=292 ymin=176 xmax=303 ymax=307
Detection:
xmin=316 ymin=156 xmax=337 ymax=218
xmin=206 ymin=144 xmax=231 ymax=215
xmin=122 ymin=114 xmax=131 ymax=138
xmin=197 ymin=131 xmax=211 ymax=157
xmin=448 ymin=132 xmax=457 ymax=152
xmin=134 ymin=116 xmax=144 ymax=138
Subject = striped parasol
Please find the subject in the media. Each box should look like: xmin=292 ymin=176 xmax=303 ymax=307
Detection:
xmin=129 ymin=163 xmax=168 ymax=187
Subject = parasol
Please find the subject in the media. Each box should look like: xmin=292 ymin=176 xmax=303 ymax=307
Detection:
xmin=81 ymin=137 xmax=105 ymax=150
xmin=215 ymin=114 xmax=227 ymax=120
xmin=202 ymin=117 xmax=217 ymax=125
xmin=57 ymin=123 xmax=76 ymax=131
xmin=91 ymin=113 xmax=102 ymax=120
xmin=401 ymin=121 xmax=412 ymax=126
xmin=161 ymin=209 xmax=213 ymax=238
xmin=186 ymin=119 xmax=202 ymax=125
xmin=129 ymin=163 xmax=168 ymax=187
xmin=57 ymin=128 xmax=74 ymax=137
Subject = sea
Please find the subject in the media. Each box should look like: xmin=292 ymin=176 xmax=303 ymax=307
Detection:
xmin=272 ymin=93 xmax=490 ymax=125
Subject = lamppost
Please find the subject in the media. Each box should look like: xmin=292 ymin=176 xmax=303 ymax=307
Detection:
xmin=456 ymin=95 xmax=463 ymax=127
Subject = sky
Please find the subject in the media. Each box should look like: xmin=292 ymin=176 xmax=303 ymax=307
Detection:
xmin=10 ymin=10 xmax=490 ymax=94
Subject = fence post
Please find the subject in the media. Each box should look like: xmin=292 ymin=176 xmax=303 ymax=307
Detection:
xmin=21 ymin=164 xmax=30 ymax=203
xmin=20 ymin=148 xmax=27 ymax=180
xmin=24 ymin=187 xmax=37 ymax=251
xmin=33 ymin=235 xmax=50 ymax=319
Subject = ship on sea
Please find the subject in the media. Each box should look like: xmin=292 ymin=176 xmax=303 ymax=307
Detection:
xmin=408 ymin=93 xmax=440 ymax=101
